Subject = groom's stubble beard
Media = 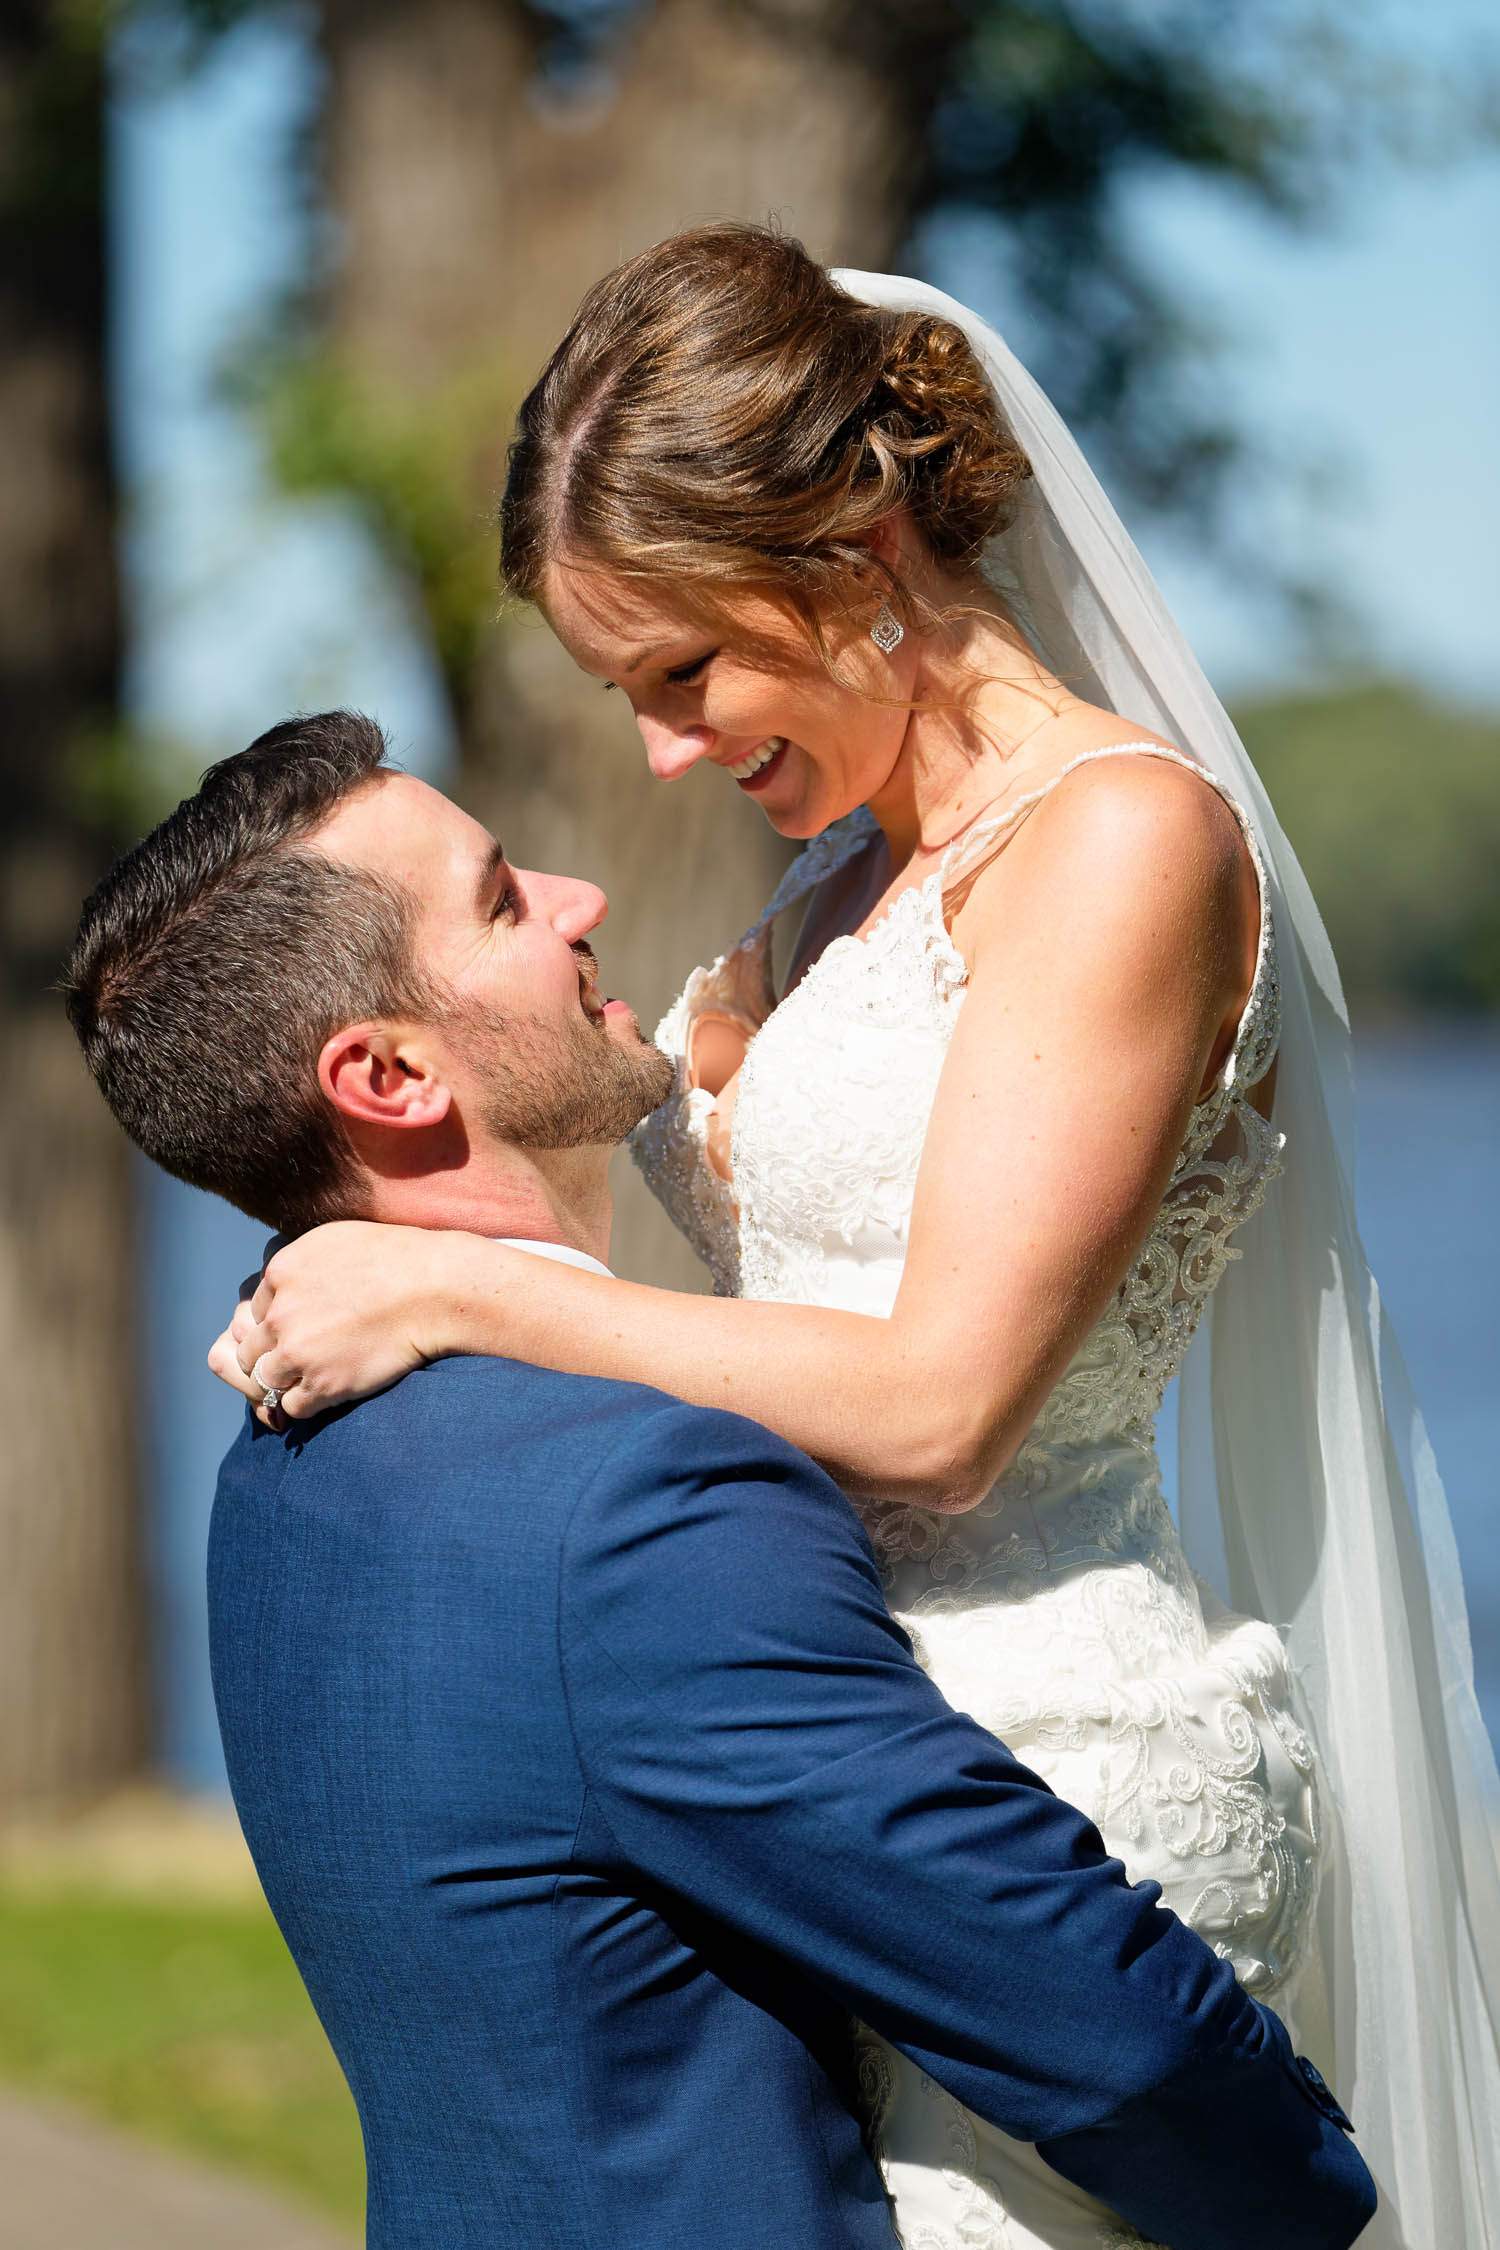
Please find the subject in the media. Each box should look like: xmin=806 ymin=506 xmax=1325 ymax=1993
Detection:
xmin=454 ymin=992 xmax=674 ymax=1153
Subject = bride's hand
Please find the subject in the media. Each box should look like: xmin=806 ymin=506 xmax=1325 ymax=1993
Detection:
xmin=207 ymin=1221 xmax=462 ymax=1426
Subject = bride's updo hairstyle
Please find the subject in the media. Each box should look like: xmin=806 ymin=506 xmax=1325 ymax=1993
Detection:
xmin=500 ymin=221 xmax=1034 ymax=653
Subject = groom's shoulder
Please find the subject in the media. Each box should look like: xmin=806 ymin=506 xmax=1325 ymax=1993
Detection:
xmin=359 ymin=1354 xmax=683 ymax=1458
xmin=215 ymin=1360 xmax=878 ymax=1659
xmin=225 ymin=1356 xmax=697 ymax=1487
xmin=411 ymin=1358 xmax=844 ymax=1525
xmin=224 ymin=1355 xmax=841 ymax=1532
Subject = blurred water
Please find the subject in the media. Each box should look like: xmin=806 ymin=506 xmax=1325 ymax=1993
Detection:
xmin=146 ymin=1023 xmax=1498 ymax=1792
xmin=1346 ymin=1020 xmax=1499 ymax=1743
xmin=141 ymin=1161 xmax=266 ymax=1792
xmin=1153 ymin=1018 xmax=1499 ymax=1751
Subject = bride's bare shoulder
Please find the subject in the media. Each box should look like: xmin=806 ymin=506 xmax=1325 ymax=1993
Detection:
xmin=1008 ymin=728 xmax=1245 ymax=898
xmin=957 ymin=707 xmax=1252 ymax=954
xmin=1014 ymin=701 xmax=1238 ymax=838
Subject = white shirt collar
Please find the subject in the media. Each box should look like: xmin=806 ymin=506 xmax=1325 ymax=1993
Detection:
xmin=494 ymin=1235 xmax=614 ymax=1280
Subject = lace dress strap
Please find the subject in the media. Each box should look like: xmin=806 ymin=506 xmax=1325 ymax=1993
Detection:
xmin=938 ymin=741 xmax=1279 ymax=1099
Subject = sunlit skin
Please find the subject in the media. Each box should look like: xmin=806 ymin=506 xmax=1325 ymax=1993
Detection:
xmin=538 ymin=515 xmax=1248 ymax=1150
xmin=242 ymin=771 xmax=652 ymax=1257
xmin=539 ymin=513 xmax=1115 ymax=865
xmin=216 ymin=519 xmax=1269 ymax=1509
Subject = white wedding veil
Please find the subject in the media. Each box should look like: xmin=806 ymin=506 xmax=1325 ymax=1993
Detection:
xmin=833 ymin=267 xmax=1500 ymax=2248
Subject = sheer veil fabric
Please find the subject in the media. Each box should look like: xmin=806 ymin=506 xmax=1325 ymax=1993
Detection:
xmin=833 ymin=269 xmax=1500 ymax=2248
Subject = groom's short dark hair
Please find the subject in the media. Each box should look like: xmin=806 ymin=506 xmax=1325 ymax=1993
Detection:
xmin=63 ymin=710 xmax=437 ymax=1234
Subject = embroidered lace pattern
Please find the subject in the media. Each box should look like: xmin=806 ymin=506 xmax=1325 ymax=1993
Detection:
xmin=630 ymin=745 xmax=1323 ymax=2246
xmin=632 ymin=742 xmax=1285 ymax=1456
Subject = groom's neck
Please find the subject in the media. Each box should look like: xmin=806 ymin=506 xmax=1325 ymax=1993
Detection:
xmin=366 ymin=1143 xmax=615 ymax=1267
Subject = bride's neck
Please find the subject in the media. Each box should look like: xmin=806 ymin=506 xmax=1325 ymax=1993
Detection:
xmin=862 ymin=595 xmax=1080 ymax=868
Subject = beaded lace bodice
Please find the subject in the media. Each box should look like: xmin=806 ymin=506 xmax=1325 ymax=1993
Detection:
xmin=631 ymin=742 xmax=1284 ymax=1446
xmin=630 ymin=741 xmax=1320 ymax=2088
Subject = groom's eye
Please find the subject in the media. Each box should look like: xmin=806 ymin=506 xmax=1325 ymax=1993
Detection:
xmin=665 ymin=650 xmax=716 ymax=685
xmin=490 ymin=883 xmax=519 ymax=924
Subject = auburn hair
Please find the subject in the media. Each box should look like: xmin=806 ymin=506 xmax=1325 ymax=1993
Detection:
xmin=499 ymin=221 xmax=1033 ymax=643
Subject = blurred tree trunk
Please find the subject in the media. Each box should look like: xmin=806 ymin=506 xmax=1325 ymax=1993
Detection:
xmin=313 ymin=0 xmax=946 ymax=1282
xmin=0 ymin=6 xmax=150 ymax=1806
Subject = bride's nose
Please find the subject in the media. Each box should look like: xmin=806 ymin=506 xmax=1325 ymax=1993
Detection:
xmin=636 ymin=710 xmax=717 ymax=783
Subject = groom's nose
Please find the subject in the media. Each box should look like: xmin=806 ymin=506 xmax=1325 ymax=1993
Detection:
xmin=538 ymin=871 xmax=608 ymax=944
xmin=636 ymin=710 xmax=716 ymax=783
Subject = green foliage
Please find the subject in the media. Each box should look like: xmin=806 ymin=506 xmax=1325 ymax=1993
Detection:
xmin=0 ymin=2 xmax=115 ymax=233
xmin=62 ymin=718 xmax=209 ymax=837
xmin=0 ymin=1882 xmax=362 ymax=2226
xmin=197 ymin=0 xmax=1500 ymax=642
xmin=1236 ymin=677 xmax=1500 ymax=1015
xmin=915 ymin=0 xmax=1498 ymax=565
xmin=253 ymin=349 xmax=520 ymax=711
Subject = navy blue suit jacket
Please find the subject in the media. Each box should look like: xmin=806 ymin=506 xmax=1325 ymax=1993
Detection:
xmin=209 ymin=1357 xmax=1374 ymax=2249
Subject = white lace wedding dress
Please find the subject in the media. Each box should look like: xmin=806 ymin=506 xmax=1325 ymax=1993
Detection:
xmin=630 ymin=743 xmax=1325 ymax=2250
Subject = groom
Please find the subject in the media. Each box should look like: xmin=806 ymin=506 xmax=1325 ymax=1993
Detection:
xmin=64 ymin=712 xmax=1374 ymax=2250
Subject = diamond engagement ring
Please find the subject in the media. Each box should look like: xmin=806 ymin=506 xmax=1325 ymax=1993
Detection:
xmin=251 ymin=1355 xmax=282 ymax=1415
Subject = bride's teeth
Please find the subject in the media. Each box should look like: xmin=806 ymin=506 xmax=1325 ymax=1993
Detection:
xmin=727 ymin=738 xmax=785 ymax=781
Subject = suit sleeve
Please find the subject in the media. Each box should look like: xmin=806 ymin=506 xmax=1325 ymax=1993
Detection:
xmin=559 ymin=1400 xmax=1375 ymax=2250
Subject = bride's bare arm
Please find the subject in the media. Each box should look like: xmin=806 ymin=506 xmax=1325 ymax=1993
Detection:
xmin=219 ymin=759 xmax=1254 ymax=1513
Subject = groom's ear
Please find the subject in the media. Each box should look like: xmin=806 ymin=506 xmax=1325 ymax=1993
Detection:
xmin=317 ymin=1023 xmax=452 ymax=1132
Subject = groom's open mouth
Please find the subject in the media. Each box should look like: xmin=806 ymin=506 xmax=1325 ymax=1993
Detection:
xmin=578 ymin=964 xmax=606 ymax=1021
xmin=576 ymin=956 xmax=633 ymax=1029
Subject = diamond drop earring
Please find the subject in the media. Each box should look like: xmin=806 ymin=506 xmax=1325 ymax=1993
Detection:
xmin=870 ymin=601 xmax=905 ymax=655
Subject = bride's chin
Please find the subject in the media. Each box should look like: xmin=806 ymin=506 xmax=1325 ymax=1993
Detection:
xmin=757 ymin=776 xmax=824 ymax=840
xmin=768 ymin=786 xmax=860 ymax=842
xmin=764 ymin=806 xmax=823 ymax=840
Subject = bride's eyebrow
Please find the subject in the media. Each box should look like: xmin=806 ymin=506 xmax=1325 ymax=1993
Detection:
xmin=473 ymin=837 xmax=508 ymax=913
xmin=597 ymin=636 xmax=708 ymax=691
xmin=597 ymin=643 xmax=662 ymax=691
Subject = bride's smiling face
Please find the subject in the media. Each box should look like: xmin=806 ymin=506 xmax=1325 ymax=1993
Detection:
xmin=541 ymin=557 xmax=921 ymax=840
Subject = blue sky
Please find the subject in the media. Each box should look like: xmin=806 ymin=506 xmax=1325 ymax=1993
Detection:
xmin=111 ymin=4 xmax=1500 ymax=786
xmin=1130 ymin=150 xmax=1500 ymax=711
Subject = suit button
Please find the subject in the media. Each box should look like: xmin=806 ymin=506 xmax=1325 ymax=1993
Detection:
xmin=1297 ymin=2054 xmax=1355 ymax=2132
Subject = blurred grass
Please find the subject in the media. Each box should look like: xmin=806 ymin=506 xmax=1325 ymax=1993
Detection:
xmin=0 ymin=1823 xmax=363 ymax=2228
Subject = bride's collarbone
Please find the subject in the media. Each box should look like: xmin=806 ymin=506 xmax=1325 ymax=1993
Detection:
xmin=778 ymin=718 xmax=1184 ymax=994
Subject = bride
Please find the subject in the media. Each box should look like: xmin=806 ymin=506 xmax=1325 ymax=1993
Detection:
xmin=213 ymin=224 xmax=1500 ymax=2246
